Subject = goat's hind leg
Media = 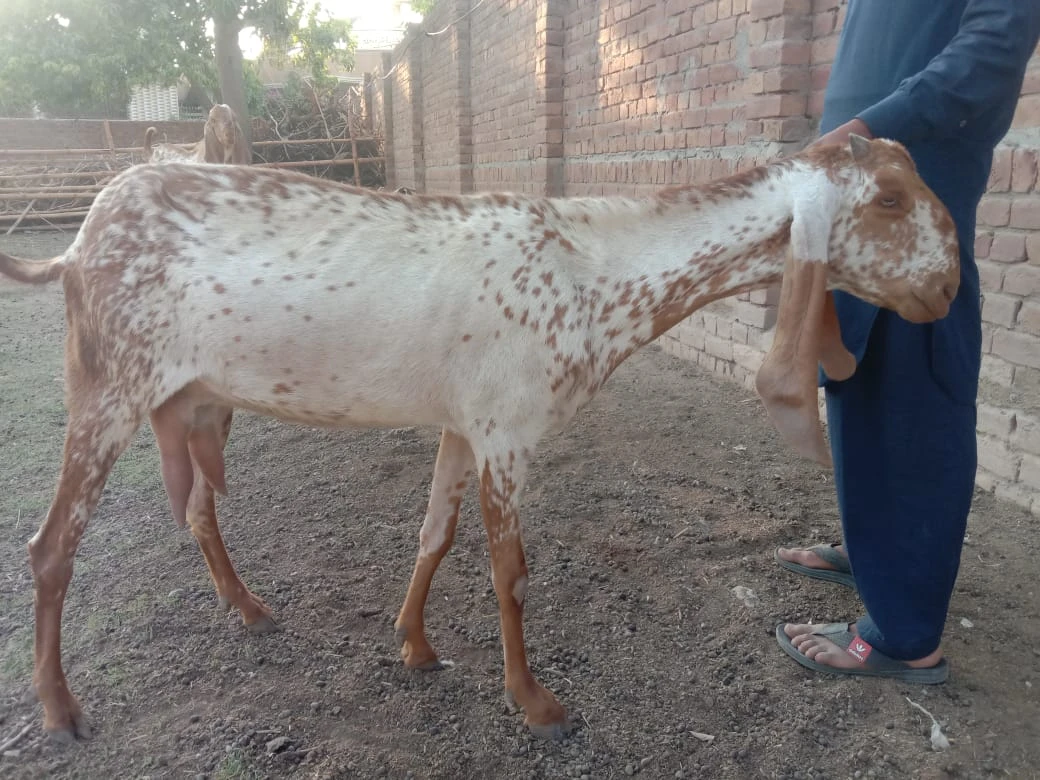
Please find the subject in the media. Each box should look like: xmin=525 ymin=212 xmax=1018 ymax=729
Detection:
xmin=29 ymin=407 xmax=142 ymax=742
xmin=395 ymin=428 xmax=474 ymax=669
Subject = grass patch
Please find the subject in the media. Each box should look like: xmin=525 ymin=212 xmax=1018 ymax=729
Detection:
xmin=214 ymin=750 xmax=262 ymax=780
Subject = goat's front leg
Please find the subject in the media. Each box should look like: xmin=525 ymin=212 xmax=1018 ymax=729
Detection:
xmin=477 ymin=445 xmax=568 ymax=739
xmin=395 ymin=428 xmax=474 ymax=669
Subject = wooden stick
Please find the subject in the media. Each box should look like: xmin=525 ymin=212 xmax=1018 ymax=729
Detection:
xmin=103 ymin=120 xmax=116 ymax=157
xmin=0 ymin=192 xmax=99 ymax=201
xmin=0 ymin=170 xmax=119 ymax=182
xmin=349 ymin=125 xmax=360 ymax=187
xmin=0 ymin=721 xmax=35 ymax=752
xmin=0 ymin=183 xmax=102 ymax=193
xmin=249 ymin=137 xmax=377 ymax=147
xmin=0 ymin=207 xmax=90 ymax=222
xmin=4 ymin=199 xmax=36 ymax=236
xmin=253 ymin=157 xmax=385 ymax=169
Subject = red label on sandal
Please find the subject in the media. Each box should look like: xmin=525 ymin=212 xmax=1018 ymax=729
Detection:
xmin=847 ymin=637 xmax=873 ymax=663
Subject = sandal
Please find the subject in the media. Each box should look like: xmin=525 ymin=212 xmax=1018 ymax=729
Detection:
xmin=775 ymin=622 xmax=949 ymax=684
xmin=774 ymin=543 xmax=856 ymax=590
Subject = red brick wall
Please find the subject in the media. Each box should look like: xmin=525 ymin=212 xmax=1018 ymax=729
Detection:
xmin=375 ymin=0 xmax=1040 ymax=514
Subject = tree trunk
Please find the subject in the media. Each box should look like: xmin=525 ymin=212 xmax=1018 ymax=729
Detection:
xmin=213 ymin=13 xmax=251 ymax=148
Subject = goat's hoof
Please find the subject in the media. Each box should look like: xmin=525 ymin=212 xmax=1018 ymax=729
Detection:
xmin=245 ymin=615 xmax=281 ymax=634
xmin=527 ymin=719 xmax=569 ymax=741
xmin=395 ymin=625 xmax=445 ymax=670
xmin=504 ymin=689 xmax=520 ymax=714
xmin=44 ymin=709 xmax=92 ymax=744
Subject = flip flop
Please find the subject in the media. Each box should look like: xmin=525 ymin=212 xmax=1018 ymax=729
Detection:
xmin=775 ymin=622 xmax=949 ymax=684
xmin=774 ymin=543 xmax=857 ymax=590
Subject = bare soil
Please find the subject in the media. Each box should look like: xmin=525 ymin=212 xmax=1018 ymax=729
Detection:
xmin=1 ymin=232 xmax=1038 ymax=780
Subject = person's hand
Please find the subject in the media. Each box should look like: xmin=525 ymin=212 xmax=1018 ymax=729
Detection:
xmin=811 ymin=117 xmax=874 ymax=148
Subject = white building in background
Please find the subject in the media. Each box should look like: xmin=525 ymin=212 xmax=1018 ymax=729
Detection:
xmin=127 ymin=84 xmax=181 ymax=121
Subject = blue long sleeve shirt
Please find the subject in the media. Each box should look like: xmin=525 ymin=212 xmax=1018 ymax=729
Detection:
xmin=819 ymin=0 xmax=1040 ymax=399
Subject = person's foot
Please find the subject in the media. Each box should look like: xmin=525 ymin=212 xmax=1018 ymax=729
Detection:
xmin=775 ymin=543 xmax=846 ymax=572
xmin=773 ymin=543 xmax=856 ymax=589
xmin=781 ymin=622 xmax=944 ymax=672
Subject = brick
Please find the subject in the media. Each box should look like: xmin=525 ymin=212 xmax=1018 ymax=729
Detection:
xmin=812 ymin=11 xmax=836 ymax=37
xmin=1018 ymin=452 xmax=1040 ymax=491
xmin=762 ymin=117 xmax=811 ymax=142
xmin=1012 ymin=94 xmax=1040 ymax=130
xmin=977 ymin=195 xmax=1012 ymax=227
xmin=992 ymin=328 xmax=1040 ymax=369
xmin=976 ymin=403 xmax=1017 ymax=438
xmin=746 ymin=93 xmax=807 ymax=119
xmin=750 ymin=284 xmax=781 ymax=305
xmin=1003 ymin=262 xmax=1040 ymax=296
xmin=734 ymin=301 xmax=778 ymax=330
xmin=974 ymin=469 xmax=998 ymax=493
xmin=1011 ymin=148 xmax=1039 ymax=192
xmin=989 ymin=232 xmax=1027 ymax=263
xmin=980 ymin=354 xmax=1015 ymax=386
xmin=1009 ymin=196 xmax=1040 ymax=229
xmin=749 ymin=41 xmax=811 ymax=68
xmin=1021 ymin=65 xmax=1040 ymax=96
xmin=994 ymin=480 xmax=1035 ymax=511
xmin=762 ymin=66 xmax=810 ymax=93
xmin=987 ymin=146 xmax=1013 ymax=192
xmin=1018 ymin=300 xmax=1040 ymax=336
xmin=1012 ymin=412 xmax=1040 ymax=456
xmin=981 ymin=292 xmax=1022 ymax=328
xmin=733 ymin=342 xmax=766 ymax=373
xmin=978 ymin=258 xmax=1004 ymax=291
xmin=973 ymin=224 xmax=994 ymax=258
xmin=976 ymin=434 xmax=1021 ymax=481
xmin=1026 ymin=231 xmax=1040 ymax=263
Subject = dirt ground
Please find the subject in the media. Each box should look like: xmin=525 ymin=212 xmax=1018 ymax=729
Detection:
xmin=0 ymin=230 xmax=1038 ymax=780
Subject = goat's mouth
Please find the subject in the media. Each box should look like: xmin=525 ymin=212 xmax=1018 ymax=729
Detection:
xmin=900 ymin=285 xmax=955 ymax=323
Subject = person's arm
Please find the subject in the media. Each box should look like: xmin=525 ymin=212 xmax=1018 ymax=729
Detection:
xmin=819 ymin=0 xmax=1040 ymax=147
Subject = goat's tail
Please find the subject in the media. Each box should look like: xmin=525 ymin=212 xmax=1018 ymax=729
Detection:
xmin=0 ymin=252 xmax=65 ymax=284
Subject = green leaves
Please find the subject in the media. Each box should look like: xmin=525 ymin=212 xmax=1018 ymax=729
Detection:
xmin=0 ymin=0 xmax=355 ymax=118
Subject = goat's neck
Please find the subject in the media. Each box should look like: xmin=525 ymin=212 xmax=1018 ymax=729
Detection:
xmin=577 ymin=163 xmax=813 ymax=353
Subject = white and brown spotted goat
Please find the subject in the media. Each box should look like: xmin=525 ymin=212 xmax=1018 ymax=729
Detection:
xmin=0 ymin=135 xmax=959 ymax=742
xmin=144 ymin=103 xmax=250 ymax=165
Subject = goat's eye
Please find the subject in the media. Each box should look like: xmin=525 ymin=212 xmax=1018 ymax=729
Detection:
xmin=880 ymin=196 xmax=899 ymax=208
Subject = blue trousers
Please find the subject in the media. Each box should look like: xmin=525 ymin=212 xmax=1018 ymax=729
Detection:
xmin=825 ymin=289 xmax=979 ymax=659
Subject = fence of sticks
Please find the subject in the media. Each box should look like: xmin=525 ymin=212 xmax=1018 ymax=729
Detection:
xmin=0 ymin=100 xmax=386 ymax=234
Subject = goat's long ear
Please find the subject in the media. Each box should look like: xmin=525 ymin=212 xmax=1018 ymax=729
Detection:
xmin=202 ymin=120 xmax=222 ymax=164
xmin=754 ymin=210 xmax=854 ymax=467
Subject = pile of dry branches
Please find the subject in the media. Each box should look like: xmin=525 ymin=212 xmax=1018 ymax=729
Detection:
xmin=251 ymin=76 xmax=385 ymax=188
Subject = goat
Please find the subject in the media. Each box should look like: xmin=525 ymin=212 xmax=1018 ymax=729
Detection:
xmin=0 ymin=135 xmax=959 ymax=743
xmin=143 ymin=104 xmax=250 ymax=165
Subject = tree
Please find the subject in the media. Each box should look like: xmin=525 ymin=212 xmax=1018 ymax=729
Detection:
xmin=0 ymin=0 xmax=355 ymax=142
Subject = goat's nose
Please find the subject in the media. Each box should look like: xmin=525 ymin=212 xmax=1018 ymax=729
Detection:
xmin=942 ymin=281 xmax=957 ymax=304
